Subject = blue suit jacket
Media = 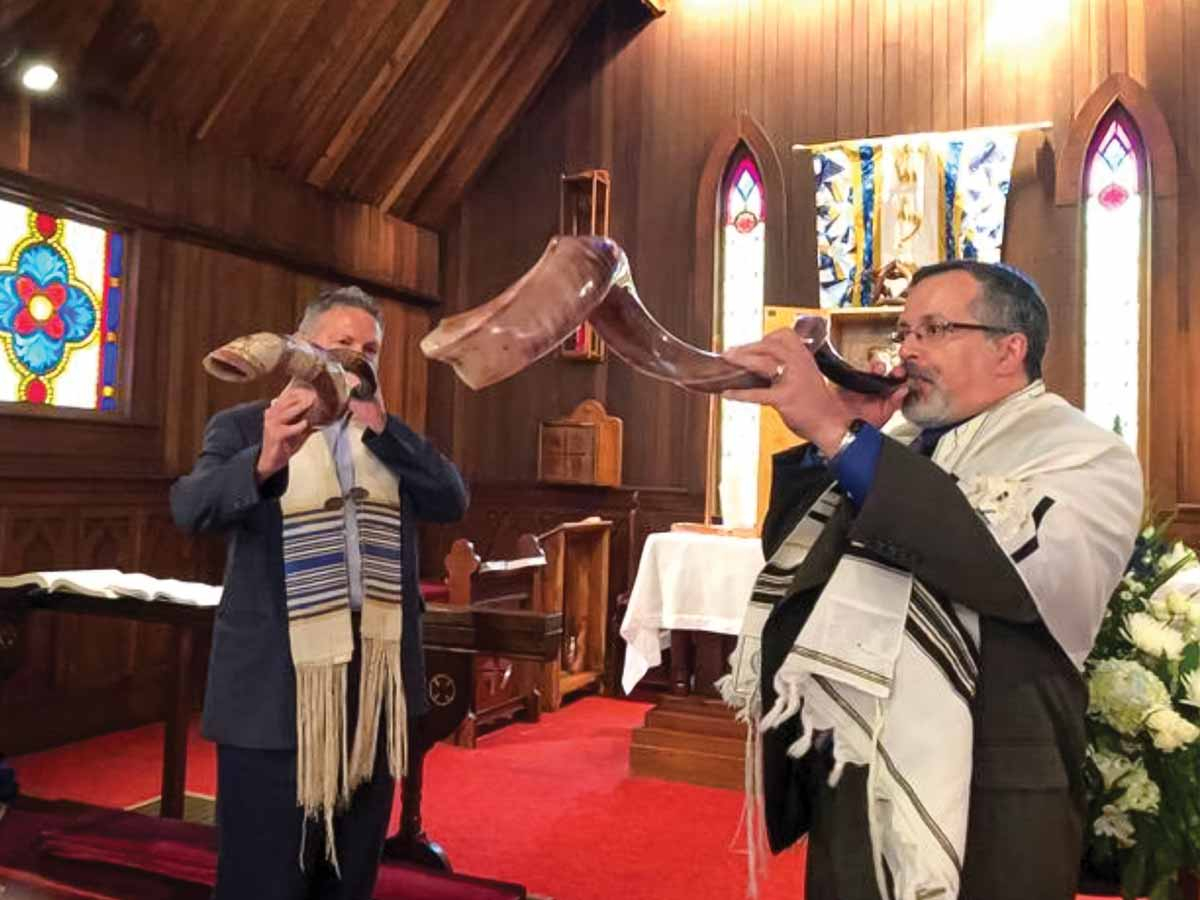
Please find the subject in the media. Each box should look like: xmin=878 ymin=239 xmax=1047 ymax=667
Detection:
xmin=170 ymin=401 xmax=468 ymax=750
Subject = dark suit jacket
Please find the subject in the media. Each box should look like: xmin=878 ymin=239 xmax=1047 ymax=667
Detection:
xmin=759 ymin=437 xmax=1088 ymax=883
xmin=170 ymin=401 xmax=468 ymax=750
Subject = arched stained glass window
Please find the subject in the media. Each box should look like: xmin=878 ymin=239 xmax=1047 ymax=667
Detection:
xmin=717 ymin=149 xmax=765 ymax=529
xmin=0 ymin=196 xmax=125 ymax=412
xmin=1083 ymin=106 xmax=1145 ymax=452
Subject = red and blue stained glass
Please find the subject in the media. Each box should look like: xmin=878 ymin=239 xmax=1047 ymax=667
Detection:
xmin=0 ymin=198 xmax=124 ymax=410
xmin=1087 ymin=114 xmax=1142 ymax=211
xmin=725 ymin=156 xmax=765 ymax=233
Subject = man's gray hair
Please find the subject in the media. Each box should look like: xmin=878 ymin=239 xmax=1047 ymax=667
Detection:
xmin=297 ymin=285 xmax=384 ymax=335
xmin=908 ymin=260 xmax=1049 ymax=380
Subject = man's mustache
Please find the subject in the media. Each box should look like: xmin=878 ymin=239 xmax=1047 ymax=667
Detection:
xmin=904 ymin=363 xmax=937 ymax=383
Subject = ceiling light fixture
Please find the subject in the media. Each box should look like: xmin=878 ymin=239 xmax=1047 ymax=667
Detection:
xmin=21 ymin=62 xmax=58 ymax=93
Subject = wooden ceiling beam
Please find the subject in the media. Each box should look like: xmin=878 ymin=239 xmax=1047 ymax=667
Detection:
xmin=409 ymin=0 xmax=602 ymax=226
xmin=194 ymin=0 xmax=296 ymax=141
xmin=125 ymin=0 xmax=224 ymax=108
xmin=237 ymin=0 xmax=389 ymax=166
xmin=377 ymin=0 xmax=542 ymax=214
xmin=306 ymin=0 xmax=453 ymax=190
xmin=194 ymin=0 xmax=325 ymax=150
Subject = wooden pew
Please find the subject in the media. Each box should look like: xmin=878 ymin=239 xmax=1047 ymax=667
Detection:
xmin=429 ymin=536 xmax=553 ymax=748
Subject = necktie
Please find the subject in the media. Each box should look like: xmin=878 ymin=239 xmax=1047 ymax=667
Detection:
xmin=912 ymin=427 xmax=948 ymax=458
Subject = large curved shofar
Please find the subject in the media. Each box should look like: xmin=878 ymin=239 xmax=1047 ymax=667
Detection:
xmin=420 ymin=235 xmax=905 ymax=396
xmin=202 ymin=333 xmax=379 ymax=427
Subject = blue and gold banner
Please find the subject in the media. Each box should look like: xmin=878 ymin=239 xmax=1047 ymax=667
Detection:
xmin=813 ymin=131 xmax=1017 ymax=308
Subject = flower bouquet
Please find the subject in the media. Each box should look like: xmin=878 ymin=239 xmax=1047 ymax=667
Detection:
xmin=1083 ymin=521 xmax=1200 ymax=900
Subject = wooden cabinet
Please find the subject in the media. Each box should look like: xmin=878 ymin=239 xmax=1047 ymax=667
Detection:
xmin=559 ymin=169 xmax=610 ymax=362
xmin=537 ymin=399 xmax=623 ymax=487
xmin=532 ymin=518 xmax=612 ymax=711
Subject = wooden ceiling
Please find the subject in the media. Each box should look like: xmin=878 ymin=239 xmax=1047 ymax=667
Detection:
xmin=0 ymin=0 xmax=606 ymax=228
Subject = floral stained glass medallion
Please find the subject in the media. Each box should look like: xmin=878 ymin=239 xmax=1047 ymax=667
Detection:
xmin=0 ymin=197 xmax=124 ymax=410
xmin=1083 ymin=110 xmax=1143 ymax=452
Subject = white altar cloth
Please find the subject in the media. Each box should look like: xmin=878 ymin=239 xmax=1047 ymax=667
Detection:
xmin=619 ymin=531 xmax=764 ymax=694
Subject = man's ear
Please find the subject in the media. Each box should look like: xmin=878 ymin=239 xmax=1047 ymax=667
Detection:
xmin=995 ymin=332 xmax=1029 ymax=377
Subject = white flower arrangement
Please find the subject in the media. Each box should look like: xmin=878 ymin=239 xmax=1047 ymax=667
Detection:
xmin=1083 ymin=522 xmax=1200 ymax=900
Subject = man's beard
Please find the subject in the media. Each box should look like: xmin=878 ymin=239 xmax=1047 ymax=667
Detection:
xmin=902 ymin=365 xmax=953 ymax=427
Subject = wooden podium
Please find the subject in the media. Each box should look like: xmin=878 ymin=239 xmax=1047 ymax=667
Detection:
xmin=533 ymin=518 xmax=612 ymax=711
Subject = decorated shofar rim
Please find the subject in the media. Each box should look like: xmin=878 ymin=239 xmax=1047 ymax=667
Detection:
xmin=202 ymin=332 xmax=378 ymax=426
xmin=420 ymin=235 xmax=905 ymax=396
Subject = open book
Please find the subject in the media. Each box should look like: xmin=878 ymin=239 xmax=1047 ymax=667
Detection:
xmin=0 ymin=570 xmax=221 ymax=607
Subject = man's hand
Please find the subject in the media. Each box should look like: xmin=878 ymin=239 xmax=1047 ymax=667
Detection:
xmin=256 ymin=383 xmax=316 ymax=482
xmin=834 ymin=361 xmax=909 ymax=429
xmin=722 ymin=330 xmax=908 ymax=458
xmin=349 ymin=389 xmax=387 ymax=434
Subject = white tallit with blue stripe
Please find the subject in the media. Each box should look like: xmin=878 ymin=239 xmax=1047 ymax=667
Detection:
xmin=281 ymin=421 xmax=406 ymax=872
xmin=720 ymin=380 xmax=1142 ymax=900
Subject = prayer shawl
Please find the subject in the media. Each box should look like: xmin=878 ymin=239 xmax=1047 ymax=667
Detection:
xmin=719 ymin=381 xmax=1142 ymax=900
xmin=281 ymin=422 xmax=407 ymax=870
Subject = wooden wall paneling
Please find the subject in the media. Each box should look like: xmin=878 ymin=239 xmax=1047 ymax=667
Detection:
xmin=1140 ymin=5 xmax=1187 ymax=524
xmin=881 ymin=0 xmax=902 ymax=136
xmin=1108 ymin=0 xmax=1127 ymax=74
xmin=1091 ymin=0 xmax=1110 ymax=90
xmin=376 ymin=300 xmax=433 ymax=433
xmin=1006 ymin=136 xmax=1083 ymax=406
xmin=1126 ymin=0 xmax=1146 ymax=84
xmin=2 ymin=97 xmax=438 ymax=302
xmin=1071 ymin=0 xmax=1092 ymax=116
xmin=945 ymin=0 xmax=965 ymax=131
xmin=865 ymin=0 xmax=885 ymax=138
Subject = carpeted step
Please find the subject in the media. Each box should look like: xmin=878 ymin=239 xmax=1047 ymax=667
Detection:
xmin=642 ymin=707 xmax=747 ymax=739
xmin=630 ymin=725 xmax=745 ymax=758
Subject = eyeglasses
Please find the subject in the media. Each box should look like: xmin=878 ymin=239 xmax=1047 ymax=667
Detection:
xmin=889 ymin=321 xmax=1012 ymax=344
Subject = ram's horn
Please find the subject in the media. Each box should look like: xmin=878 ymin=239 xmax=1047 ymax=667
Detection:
xmin=419 ymin=236 xmax=621 ymax=390
xmin=421 ymin=235 xmax=905 ymax=396
xmin=202 ymin=332 xmax=378 ymax=426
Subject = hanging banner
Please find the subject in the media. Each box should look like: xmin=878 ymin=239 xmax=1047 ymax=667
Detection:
xmin=813 ymin=130 xmax=1018 ymax=308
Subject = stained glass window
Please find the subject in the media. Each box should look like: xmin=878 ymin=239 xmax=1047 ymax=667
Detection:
xmin=718 ymin=151 xmax=765 ymax=529
xmin=1083 ymin=107 xmax=1143 ymax=452
xmin=0 ymin=196 xmax=124 ymax=411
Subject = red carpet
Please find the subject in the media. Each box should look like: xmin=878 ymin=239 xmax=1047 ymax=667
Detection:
xmin=11 ymin=697 xmax=1118 ymax=900
xmin=12 ymin=697 xmax=804 ymax=899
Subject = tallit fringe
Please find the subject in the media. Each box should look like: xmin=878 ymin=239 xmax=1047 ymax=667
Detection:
xmin=783 ymin=697 xmax=952 ymax=900
xmin=348 ymin=636 xmax=407 ymax=789
xmin=717 ymin=674 xmax=770 ymax=899
xmin=295 ymin=663 xmax=349 ymax=876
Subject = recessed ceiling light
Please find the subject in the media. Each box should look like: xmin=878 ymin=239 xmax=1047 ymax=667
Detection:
xmin=21 ymin=63 xmax=58 ymax=93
